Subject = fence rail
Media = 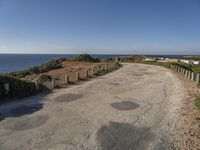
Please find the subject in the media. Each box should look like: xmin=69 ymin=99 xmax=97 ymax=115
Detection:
xmin=171 ymin=65 xmax=200 ymax=85
xmin=33 ymin=62 xmax=119 ymax=90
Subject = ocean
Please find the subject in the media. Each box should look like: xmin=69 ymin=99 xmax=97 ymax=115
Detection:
xmin=0 ymin=54 xmax=129 ymax=73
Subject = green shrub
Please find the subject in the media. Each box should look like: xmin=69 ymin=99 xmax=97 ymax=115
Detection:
xmin=0 ymin=75 xmax=37 ymax=100
xmin=141 ymin=61 xmax=173 ymax=69
xmin=71 ymin=54 xmax=100 ymax=62
xmin=195 ymin=97 xmax=200 ymax=111
xmin=39 ymin=74 xmax=52 ymax=82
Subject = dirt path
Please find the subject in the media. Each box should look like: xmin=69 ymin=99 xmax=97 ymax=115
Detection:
xmin=0 ymin=63 xmax=185 ymax=150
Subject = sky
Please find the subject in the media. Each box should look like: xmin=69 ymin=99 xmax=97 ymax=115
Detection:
xmin=0 ymin=0 xmax=200 ymax=55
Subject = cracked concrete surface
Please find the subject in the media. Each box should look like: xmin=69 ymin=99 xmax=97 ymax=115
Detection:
xmin=0 ymin=63 xmax=184 ymax=150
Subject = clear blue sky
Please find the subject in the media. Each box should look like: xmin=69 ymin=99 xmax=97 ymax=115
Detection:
xmin=0 ymin=0 xmax=200 ymax=54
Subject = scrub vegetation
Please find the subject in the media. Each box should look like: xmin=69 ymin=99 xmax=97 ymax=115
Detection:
xmin=7 ymin=58 xmax=67 ymax=79
xmin=141 ymin=61 xmax=174 ymax=69
xmin=0 ymin=75 xmax=36 ymax=100
xmin=141 ymin=61 xmax=200 ymax=73
xmin=195 ymin=97 xmax=200 ymax=111
xmin=0 ymin=54 xmax=120 ymax=101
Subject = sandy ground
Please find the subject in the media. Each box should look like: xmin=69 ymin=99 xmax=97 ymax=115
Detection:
xmin=26 ymin=61 xmax=106 ymax=86
xmin=0 ymin=63 xmax=185 ymax=150
xmin=25 ymin=60 xmax=107 ymax=89
xmin=174 ymin=72 xmax=200 ymax=149
xmin=47 ymin=61 xmax=106 ymax=81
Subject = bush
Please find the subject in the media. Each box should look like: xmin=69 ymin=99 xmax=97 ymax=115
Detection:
xmin=195 ymin=97 xmax=200 ymax=111
xmin=0 ymin=75 xmax=37 ymax=100
xmin=8 ymin=58 xmax=66 ymax=78
xmin=71 ymin=54 xmax=100 ymax=62
xmin=39 ymin=74 xmax=52 ymax=82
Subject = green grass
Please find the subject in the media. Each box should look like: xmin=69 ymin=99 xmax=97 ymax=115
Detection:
xmin=140 ymin=61 xmax=200 ymax=74
xmin=195 ymin=97 xmax=200 ymax=111
xmin=141 ymin=61 xmax=173 ymax=69
xmin=173 ymin=62 xmax=200 ymax=73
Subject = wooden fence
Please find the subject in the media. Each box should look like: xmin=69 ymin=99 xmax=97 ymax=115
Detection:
xmin=171 ymin=65 xmax=200 ymax=85
xmin=33 ymin=62 xmax=119 ymax=90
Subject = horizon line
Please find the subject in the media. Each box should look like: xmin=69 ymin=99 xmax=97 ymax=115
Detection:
xmin=0 ymin=52 xmax=200 ymax=55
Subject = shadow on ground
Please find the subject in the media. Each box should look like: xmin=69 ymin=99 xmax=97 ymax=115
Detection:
xmin=1 ymin=114 xmax=49 ymax=131
xmin=111 ymin=101 xmax=139 ymax=111
xmin=0 ymin=93 xmax=48 ymax=122
xmin=96 ymin=122 xmax=154 ymax=150
xmin=55 ymin=93 xmax=83 ymax=103
xmin=0 ymin=103 xmax=44 ymax=122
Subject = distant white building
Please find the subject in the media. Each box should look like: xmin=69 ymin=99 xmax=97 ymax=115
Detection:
xmin=179 ymin=59 xmax=190 ymax=64
xmin=179 ymin=59 xmax=200 ymax=65
xmin=157 ymin=57 xmax=165 ymax=60
xmin=193 ymin=61 xmax=200 ymax=65
xmin=144 ymin=58 xmax=156 ymax=62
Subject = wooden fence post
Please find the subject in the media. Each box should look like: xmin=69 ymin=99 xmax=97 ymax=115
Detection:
xmin=98 ymin=66 xmax=101 ymax=71
xmin=184 ymin=69 xmax=186 ymax=75
xmin=185 ymin=70 xmax=188 ymax=77
xmin=102 ymin=65 xmax=104 ymax=71
xmin=172 ymin=65 xmax=175 ymax=71
xmin=34 ymin=79 xmax=40 ymax=90
xmin=108 ymin=64 xmax=110 ymax=69
xmin=4 ymin=83 xmax=10 ymax=94
xmin=188 ymin=71 xmax=191 ymax=79
xmin=104 ymin=65 xmax=107 ymax=70
xmin=112 ymin=63 xmax=114 ymax=68
xmin=85 ymin=70 xmax=88 ymax=78
xmin=191 ymin=72 xmax=195 ymax=81
xmin=91 ymin=68 xmax=94 ymax=75
xmin=94 ymin=67 xmax=97 ymax=74
xmin=196 ymin=74 xmax=200 ymax=85
xmin=52 ymin=77 xmax=55 ymax=88
xmin=76 ymin=72 xmax=80 ymax=81
xmin=176 ymin=66 xmax=179 ymax=72
xmin=64 ymin=75 xmax=69 ymax=84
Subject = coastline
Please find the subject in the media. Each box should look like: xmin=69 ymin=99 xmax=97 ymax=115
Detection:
xmin=0 ymin=54 xmax=122 ymax=100
xmin=0 ymin=54 xmax=128 ymax=73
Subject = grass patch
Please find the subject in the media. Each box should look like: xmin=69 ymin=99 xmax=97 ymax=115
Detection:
xmin=141 ymin=61 xmax=173 ymax=69
xmin=195 ymin=97 xmax=200 ymax=111
xmin=176 ymin=62 xmax=200 ymax=73
xmin=141 ymin=61 xmax=200 ymax=74
xmin=38 ymin=74 xmax=52 ymax=82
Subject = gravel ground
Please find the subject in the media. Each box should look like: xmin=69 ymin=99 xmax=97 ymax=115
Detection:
xmin=174 ymin=72 xmax=200 ymax=150
xmin=0 ymin=63 xmax=185 ymax=150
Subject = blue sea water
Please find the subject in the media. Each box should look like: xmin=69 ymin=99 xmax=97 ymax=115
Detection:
xmin=0 ymin=54 xmax=128 ymax=73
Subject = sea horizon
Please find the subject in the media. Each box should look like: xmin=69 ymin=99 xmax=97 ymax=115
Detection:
xmin=0 ymin=54 xmax=132 ymax=73
xmin=0 ymin=53 xmax=197 ymax=74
